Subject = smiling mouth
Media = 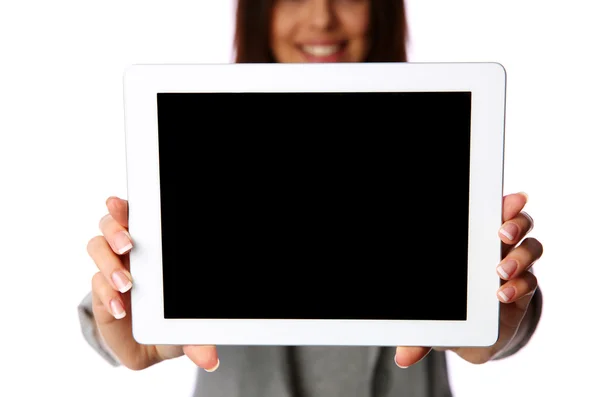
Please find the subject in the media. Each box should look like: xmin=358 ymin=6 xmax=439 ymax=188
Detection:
xmin=298 ymin=42 xmax=347 ymax=61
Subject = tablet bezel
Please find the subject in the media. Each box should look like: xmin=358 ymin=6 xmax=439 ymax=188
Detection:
xmin=123 ymin=62 xmax=505 ymax=347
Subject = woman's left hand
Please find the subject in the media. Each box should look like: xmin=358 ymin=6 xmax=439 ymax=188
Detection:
xmin=394 ymin=192 xmax=544 ymax=367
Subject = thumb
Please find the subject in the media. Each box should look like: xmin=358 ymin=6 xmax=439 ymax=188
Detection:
xmin=183 ymin=345 xmax=220 ymax=372
xmin=395 ymin=346 xmax=432 ymax=368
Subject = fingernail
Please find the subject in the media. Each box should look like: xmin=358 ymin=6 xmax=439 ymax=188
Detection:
xmin=498 ymin=286 xmax=516 ymax=302
xmin=112 ymin=271 xmax=133 ymax=293
xmin=394 ymin=356 xmax=408 ymax=369
xmin=110 ymin=299 xmax=126 ymax=319
xmin=114 ymin=231 xmax=133 ymax=255
xmin=497 ymin=259 xmax=518 ymax=279
xmin=205 ymin=359 xmax=220 ymax=372
xmin=519 ymin=191 xmax=529 ymax=202
xmin=499 ymin=223 xmax=518 ymax=241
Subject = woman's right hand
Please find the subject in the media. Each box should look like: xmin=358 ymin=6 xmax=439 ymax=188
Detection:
xmin=86 ymin=196 xmax=220 ymax=371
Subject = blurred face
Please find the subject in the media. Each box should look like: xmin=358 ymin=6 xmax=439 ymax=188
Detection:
xmin=270 ymin=0 xmax=371 ymax=63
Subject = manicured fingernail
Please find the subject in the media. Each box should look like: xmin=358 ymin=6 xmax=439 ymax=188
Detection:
xmin=114 ymin=231 xmax=132 ymax=255
xmin=499 ymin=223 xmax=518 ymax=241
xmin=497 ymin=259 xmax=518 ymax=279
xmin=498 ymin=286 xmax=516 ymax=302
xmin=205 ymin=359 xmax=220 ymax=372
xmin=110 ymin=299 xmax=126 ymax=319
xmin=394 ymin=356 xmax=408 ymax=369
xmin=112 ymin=271 xmax=133 ymax=293
xmin=519 ymin=191 xmax=529 ymax=202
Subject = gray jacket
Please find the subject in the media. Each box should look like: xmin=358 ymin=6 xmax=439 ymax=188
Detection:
xmin=78 ymin=289 xmax=542 ymax=397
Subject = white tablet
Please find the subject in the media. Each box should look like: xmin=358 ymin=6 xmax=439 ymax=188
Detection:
xmin=123 ymin=62 xmax=505 ymax=347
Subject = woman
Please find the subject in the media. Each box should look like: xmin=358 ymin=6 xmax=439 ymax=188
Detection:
xmin=79 ymin=1 xmax=544 ymax=396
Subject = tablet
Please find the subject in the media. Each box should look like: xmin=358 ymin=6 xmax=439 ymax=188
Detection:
xmin=123 ymin=62 xmax=506 ymax=347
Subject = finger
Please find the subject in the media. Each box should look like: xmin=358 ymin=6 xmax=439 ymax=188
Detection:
xmin=99 ymin=213 xmax=133 ymax=256
xmin=106 ymin=196 xmax=129 ymax=228
xmin=91 ymin=273 xmax=153 ymax=370
xmin=502 ymin=192 xmax=528 ymax=222
xmin=183 ymin=345 xmax=220 ymax=372
xmin=499 ymin=211 xmax=534 ymax=246
xmin=496 ymin=237 xmax=543 ymax=280
xmin=91 ymin=271 xmax=127 ymax=323
xmin=87 ymin=235 xmax=133 ymax=293
xmin=497 ymin=271 xmax=538 ymax=304
xmin=394 ymin=346 xmax=432 ymax=368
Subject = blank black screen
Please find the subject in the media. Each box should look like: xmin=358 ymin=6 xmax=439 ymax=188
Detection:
xmin=156 ymin=92 xmax=471 ymax=320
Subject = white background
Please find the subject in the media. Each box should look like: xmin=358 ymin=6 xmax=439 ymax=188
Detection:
xmin=1 ymin=0 xmax=598 ymax=396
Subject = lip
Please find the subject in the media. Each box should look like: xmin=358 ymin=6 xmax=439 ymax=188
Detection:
xmin=299 ymin=39 xmax=343 ymax=45
xmin=297 ymin=41 xmax=348 ymax=63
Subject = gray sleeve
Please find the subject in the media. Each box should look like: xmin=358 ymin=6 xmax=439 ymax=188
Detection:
xmin=77 ymin=291 xmax=121 ymax=367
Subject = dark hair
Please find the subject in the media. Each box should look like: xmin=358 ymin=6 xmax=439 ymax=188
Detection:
xmin=233 ymin=0 xmax=409 ymax=63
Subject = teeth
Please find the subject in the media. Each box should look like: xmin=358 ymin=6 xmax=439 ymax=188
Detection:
xmin=302 ymin=45 xmax=341 ymax=57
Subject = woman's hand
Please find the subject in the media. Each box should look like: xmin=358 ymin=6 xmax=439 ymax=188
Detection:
xmin=87 ymin=196 xmax=220 ymax=371
xmin=394 ymin=192 xmax=544 ymax=367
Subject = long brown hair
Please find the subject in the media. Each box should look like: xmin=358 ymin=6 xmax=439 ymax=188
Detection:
xmin=233 ymin=0 xmax=409 ymax=63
